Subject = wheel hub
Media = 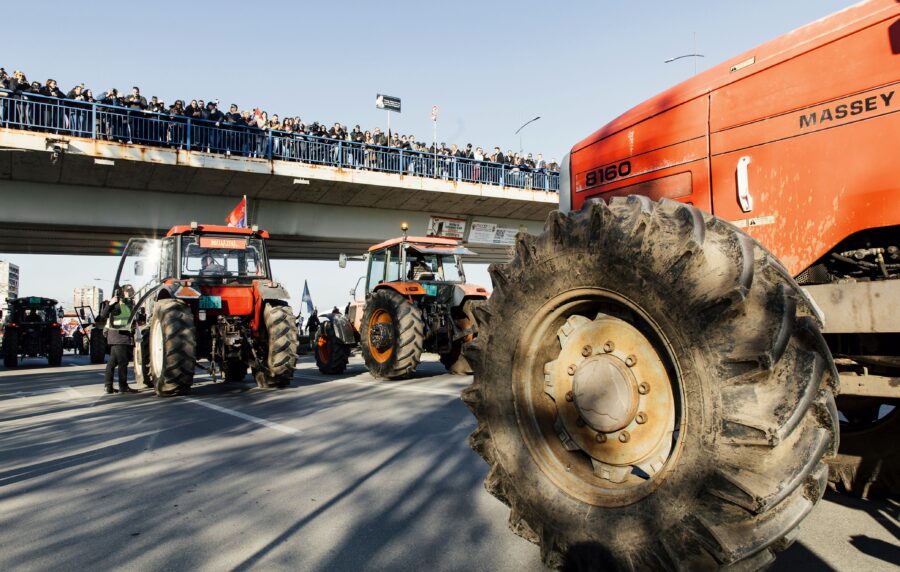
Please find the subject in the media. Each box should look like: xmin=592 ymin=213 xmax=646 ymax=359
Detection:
xmin=544 ymin=313 xmax=676 ymax=483
xmin=369 ymin=323 xmax=394 ymax=351
xmin=572 ymin=356 xmax=639 ymax=433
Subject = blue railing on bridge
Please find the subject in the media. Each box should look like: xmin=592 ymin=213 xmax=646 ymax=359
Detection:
xmin=0 ymin=90 xmax=559 ymax=192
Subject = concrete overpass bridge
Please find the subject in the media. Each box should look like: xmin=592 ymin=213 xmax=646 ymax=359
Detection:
xmin=0 ymin=128 xmax=558 ymax=263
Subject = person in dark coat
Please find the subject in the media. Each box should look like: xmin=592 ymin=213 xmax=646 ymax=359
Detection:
xmin=98 ymin=285 xmax=139 ymax=394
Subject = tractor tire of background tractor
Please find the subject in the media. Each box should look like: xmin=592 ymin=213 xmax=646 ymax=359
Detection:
xmin=224 ymin=359 xmax=247 ymax=383
xmin=315 ymin=322 xmax=350 ymax=374
xmin=361 ymin=289 xmax=424 ymax=380
xmin=48 ymin=328 xmax=63 ymax=366
xmin=134 ymin=331 xmax=152 ymax=388
xmin=828 ymin=396 xmax=900 ymax=499
xmin=254 ymin=304 xmax=298 ymax=388
xmin=149 ymin=299 xmax=196 ymax=397
xmin=440 ymin=299 xmax=487 ymax=375
xmin=2 ymin=330 xmax=18 ymax=368
xmin=89 ymin=328 xmax=106 ymax=364
xmin=462 ymin=196 xmax=839 ymax=570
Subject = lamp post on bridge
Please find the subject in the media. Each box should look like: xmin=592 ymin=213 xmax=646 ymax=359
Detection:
xmin=665 ymin=32 xmax=705 ymax=75
xmin=515 ymin=116 xmax=541 ymax=156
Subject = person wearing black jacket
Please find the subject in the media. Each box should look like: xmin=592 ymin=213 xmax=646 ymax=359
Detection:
xmin=97 ymin=285 xmax=139 ymax=394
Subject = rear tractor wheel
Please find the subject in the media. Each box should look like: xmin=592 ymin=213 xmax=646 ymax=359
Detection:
xmin=48 ymin=328 xmax=63 ymax=366
xmin=254 ymin=304 xmax=299 ymax=388
xmin=361 ymin=289 xmax=424 ymax=380
xmin=463 ymin=197 xmax=838 ymax=570
xmin=149 ymin=300 xmax=196 ymax=397
xmin=828 ymin=395 xmax=899 ymax=499
xmin=89 ymin=328 xmax=106 ymax=364
xmin=2 ymin=329 xmax=18 ymax=368
xmin=440 ymin=298 xmax=486 ymax=375
xmin=315 ymin=321 xmax=351 ymax=375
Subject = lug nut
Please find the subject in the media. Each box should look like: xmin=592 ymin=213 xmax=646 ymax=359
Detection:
xmin=618 ymin=431 xmax=631 ymax=443
xmin=581 ymin=345 xmax=592 ymax=357
xmin=567 ymin=364 xmax=577 ymax=375
xmin=603 ymin=341 xmax=615 ymax=353
xmin=636 ymin=412 xmax=647 ymax=424
xmin=565 ymin=391 xmax=574 ymax=402
xmin=638 ymin=382 xmax=650 ymax=395
xmin=596 ymin=433 xmax=607 ymax=443
xmin=625 ymin=354 xmax=637 ymax=367
xmin=576 ymin=417 xmax=586 ymax=428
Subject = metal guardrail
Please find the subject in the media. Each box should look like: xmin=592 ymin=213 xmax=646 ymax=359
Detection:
xmin=0 ymin=89 xmax=559 ymax=192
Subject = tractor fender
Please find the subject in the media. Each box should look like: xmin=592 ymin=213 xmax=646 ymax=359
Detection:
xmin=451 ymin=284 xmax=490 ymax=307
xmin=256 ymin=281 xmax=291 ymax=302
xmin=326 ymin=314 xmax=357 ymax=345
xmin=374 ymin=282 xmax=426 ymax=298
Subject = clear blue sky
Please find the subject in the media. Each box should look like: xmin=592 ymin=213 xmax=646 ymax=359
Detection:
xmin=1 ymin=0 xmax=857 ymax=313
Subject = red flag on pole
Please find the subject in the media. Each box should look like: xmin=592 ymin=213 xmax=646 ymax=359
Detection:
xmin=226 ymin=196 xmax=247 ymax=228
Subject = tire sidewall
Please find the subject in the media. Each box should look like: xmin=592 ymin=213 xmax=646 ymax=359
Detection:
xmin=480 ymin=240 xmax=717 ymax=547
xmin=360 ymin=290 xmax=403 ymax=378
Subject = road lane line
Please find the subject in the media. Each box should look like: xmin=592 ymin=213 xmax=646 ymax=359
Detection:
xmin=292 ymin=373 xmax=460 ymax=397
xmin=181 ymin=397 xmax=300 ymax=435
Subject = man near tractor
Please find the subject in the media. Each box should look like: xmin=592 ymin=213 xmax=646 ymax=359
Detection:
xmin=98 ymin=284 xmax=138 ymax=394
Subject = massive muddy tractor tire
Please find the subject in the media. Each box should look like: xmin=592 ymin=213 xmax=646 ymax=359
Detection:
xmin=2 ymin=330 xmax=18 ymax=368
xmin=254 ymin=304 xmax=298 ymax=388
xmin=48 ymin=328 xmax=63 ymax=366
xmin=440 ymin=299 xmax=486 ymax=375
xmin=828 ymin=396 xmax=899 ymax=499
xmin=315 ymin=321 xmax=351 ymax=375
xmin=149 ymin=299 xmax=196 ymax=397
xmin=462 ymin=197 xmax=839 ymax=570
xmin=361 ymin=289 xmax=424 ymax=380
xmin=134 ymin=329 xmax=152 ymax=388
xmin=89 ymin=328 xmax=106 ymax=364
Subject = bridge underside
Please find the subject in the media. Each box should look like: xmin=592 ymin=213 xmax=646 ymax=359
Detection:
xmin=0 ymin=129 xmax=558 ymax=262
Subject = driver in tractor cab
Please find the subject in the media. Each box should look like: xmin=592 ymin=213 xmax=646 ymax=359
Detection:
xmin=200 ymin=254 xmax=225 ymax=275
xmin=98 ymin=284 xmax=138 ymax=395
xmin=22 ymin=308 xmax=40 ymax=322
xmin=407 ymin=253 xmax=433 ymax=280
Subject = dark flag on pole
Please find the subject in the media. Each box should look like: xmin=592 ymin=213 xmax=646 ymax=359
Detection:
xmin=301 ymin=280 xmax=314 ymax=315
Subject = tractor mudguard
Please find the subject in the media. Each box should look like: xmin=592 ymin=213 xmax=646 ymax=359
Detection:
xmin=256 ymin=281 xmax=291 ymax=301
xmin=328 ymin=313 xmax=357 ymax=345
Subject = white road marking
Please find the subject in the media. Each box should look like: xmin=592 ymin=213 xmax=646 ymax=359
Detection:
xmin=181 ymin=397 xmax=300 ymax=435
xmin=63 ymin=386 xmax=86 ymax=399
xmin=292 ymin=373 xmax=460 ymax=397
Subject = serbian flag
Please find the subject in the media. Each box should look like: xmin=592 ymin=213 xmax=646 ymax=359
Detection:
xmin=226 ymin=196 xmax=247 ymax=228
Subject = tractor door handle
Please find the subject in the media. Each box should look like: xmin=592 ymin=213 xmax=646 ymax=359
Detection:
xmin=736 ymin=156 xmax=753 ymax=213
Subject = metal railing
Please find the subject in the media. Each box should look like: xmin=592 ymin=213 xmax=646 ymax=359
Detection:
xmin=0 ymin=89 xmax=559 ymax=192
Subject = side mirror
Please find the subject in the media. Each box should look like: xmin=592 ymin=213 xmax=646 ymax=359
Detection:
xmin=58 ymin=308 xmax=65 ymax=318
xmin=134 ymin=260 xmax=144 ymax=276
xmin=349 ymin=287 xmax=356 ymax=297
xmin=338 ymin=253 xmax=347 ymax=269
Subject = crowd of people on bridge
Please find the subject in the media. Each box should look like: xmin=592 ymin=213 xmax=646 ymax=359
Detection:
xmin=0 ymin=67 xmax=560 ymax=191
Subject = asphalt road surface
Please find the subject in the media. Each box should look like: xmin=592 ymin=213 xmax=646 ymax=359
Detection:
xmin=0 ymin=353 xmax=897 ymax=571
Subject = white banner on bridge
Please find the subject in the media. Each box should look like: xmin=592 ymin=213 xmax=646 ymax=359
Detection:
xmin=427 ymin=216 xmax=466 ymax=239
xmin=469 ymin=222 xmax=518 ymax=245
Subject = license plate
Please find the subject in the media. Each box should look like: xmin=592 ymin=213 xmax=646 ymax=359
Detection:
xmin=199 ymin=296 xmax=222 ymax=309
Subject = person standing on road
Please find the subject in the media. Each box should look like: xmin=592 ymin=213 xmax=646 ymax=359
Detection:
xmin=98 ymin=285 xmax=138 ymax=395
xmin=306 ymin=310 xmax=320 ymax=349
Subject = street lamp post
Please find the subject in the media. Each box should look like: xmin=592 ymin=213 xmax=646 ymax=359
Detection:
xmin=515 ymin=116 xmax=541 ymax=156
xmin=665 ymin=32 xmax=705 ymax=75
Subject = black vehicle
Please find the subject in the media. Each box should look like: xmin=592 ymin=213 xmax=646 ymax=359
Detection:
xmin=1 ymin=296 xmax=65 ymax=367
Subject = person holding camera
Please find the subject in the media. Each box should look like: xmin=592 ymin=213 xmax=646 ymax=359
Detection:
xmin=98 ymin=285 xmax=139 ymax=394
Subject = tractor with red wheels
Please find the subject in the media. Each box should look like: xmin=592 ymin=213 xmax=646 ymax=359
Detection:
xmin=110 ymin=222 xmax=299 ymax=396
xmin=463 ymin=2 xmax=899 ymax=569
xmin=315 ymin=229 xmax=489 ymax=378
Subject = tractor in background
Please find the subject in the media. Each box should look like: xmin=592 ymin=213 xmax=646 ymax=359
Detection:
xmin=110 ymin=222 xmax=299 ymax=396
xmin=1 ymin=297 xmax=64 ymax=367
xmin=315 ymin=227 xmax=489 ymax=378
